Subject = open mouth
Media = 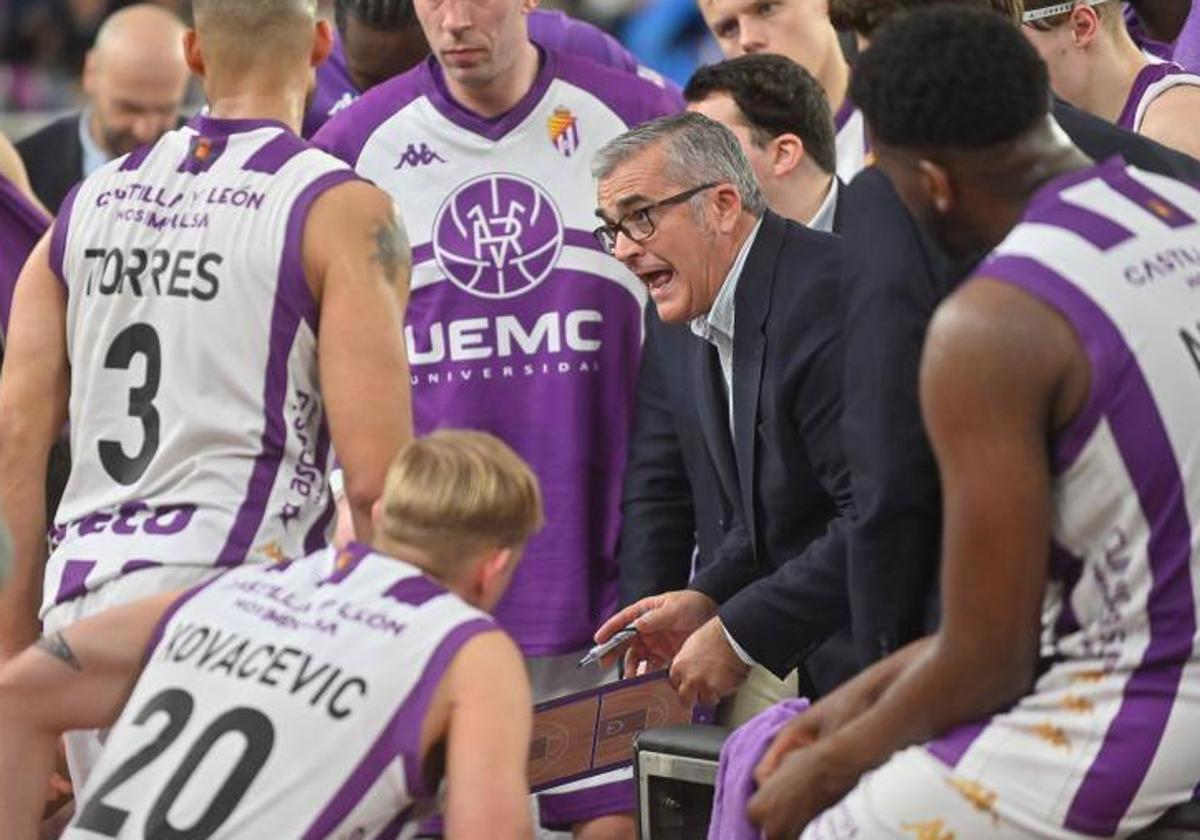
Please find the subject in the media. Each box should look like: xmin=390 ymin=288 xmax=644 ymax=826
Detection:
xmin=642 ymin=269 xmax=673 ymax=294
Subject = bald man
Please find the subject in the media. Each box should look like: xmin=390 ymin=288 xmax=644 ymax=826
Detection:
xmin=16 ymin=4 xmax=190 ymax=212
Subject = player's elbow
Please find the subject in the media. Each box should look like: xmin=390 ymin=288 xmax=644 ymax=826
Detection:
xmin=340 ymin=468 xmax=384 ymax=528
xmin=446 ymin=789 xmax=533 ymax=840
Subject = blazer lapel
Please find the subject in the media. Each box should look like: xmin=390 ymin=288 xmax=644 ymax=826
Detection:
xmin=690 ymin=335 xmax=740 ymax=506
xmin=731 ymin=212 xmax=786 ymax=532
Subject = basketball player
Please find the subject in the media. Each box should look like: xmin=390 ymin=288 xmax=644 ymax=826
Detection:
xmin=747 ymin=8 xmax=1200 ymax=838
xmin=0 ymin=0 xmax=413 ymax=789
xmin=1024 ymin=0 xmax=1200 ymax=159
xmin=696 ymin=0 xmax=867 ymax=180
xmin=0 ymin=430 xmax=540 ymax=840
xmin=314 ymin=0 xmax=677 ymax=833
xmin=303 ymin=0 xmax=677 ymax=137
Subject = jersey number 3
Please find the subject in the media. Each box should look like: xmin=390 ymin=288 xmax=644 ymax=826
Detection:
xmin=99 ymin=323 xmax=162 ymax=485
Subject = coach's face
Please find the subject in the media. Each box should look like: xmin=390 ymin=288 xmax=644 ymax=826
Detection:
xmin=700 ymin=0 xmax=834 ymax=76
xmin=596 ymin=144 xmax=744 ymax=325
xmin=415 ymin=0 xmax=535 ymax=88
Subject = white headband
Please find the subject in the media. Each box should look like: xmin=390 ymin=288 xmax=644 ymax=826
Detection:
xmin=1022 ymin=0 xmax=1111 ymax=23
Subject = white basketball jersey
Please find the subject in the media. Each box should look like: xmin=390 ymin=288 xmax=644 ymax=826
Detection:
xmin=925 ymin=160 xmax=1200 ymax=837
xmin=44 ymin=117 xmax=359 ymax=616
xmin=834 ymin=97 xmax=870 ymax=182
xmin=63 ymin=545 xmax=497 ymax=840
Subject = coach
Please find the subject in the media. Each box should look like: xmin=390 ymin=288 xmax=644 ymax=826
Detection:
xmin=593 ymin=113 xmax=853 ymax=705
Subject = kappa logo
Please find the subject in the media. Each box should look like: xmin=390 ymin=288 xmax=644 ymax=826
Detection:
xmin=395 ymin=142 xmax=447 ymax=169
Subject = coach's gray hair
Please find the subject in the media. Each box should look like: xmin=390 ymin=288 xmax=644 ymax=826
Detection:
xmin=592 ymin=112 xmax=768 ymax=218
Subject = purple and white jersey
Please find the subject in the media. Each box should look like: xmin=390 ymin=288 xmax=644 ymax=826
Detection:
xmin=833 ymin=95 xmax=869 ymax=182
xmin=0 ymin=173 xmax=49 ymax=337
xmin=303 ymin=14 xmax=681 ymax=138
xmin=1116 ymin=60 xmax=1200 ymax=134
xmin=315 ymin=49 xmax=678 ymax=655
xmin=1123 ymin=2 xmax=1175 ymax=63
xmin=63 ymin=545 xmax=497 ymax=840
xmin=44 ymin=116 xmax=359 ymax=616
xmin=924 ymin=159 xmax=1200 ymax=837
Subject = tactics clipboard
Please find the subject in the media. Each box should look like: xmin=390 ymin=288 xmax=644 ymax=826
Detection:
xmin=527 ymin=670 xmax=713 ymax=792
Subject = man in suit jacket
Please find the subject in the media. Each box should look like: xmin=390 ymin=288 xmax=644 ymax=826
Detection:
xmin=618 ymin=54 xmax=841 ymax=603
xmin=16 ymin=4 xmax=189 ymax=212
xmin=594 ymin=112 xmax=853 ymax=706
xmin=616 ymin=55 xmax=853 ymax=708
xmin=837 ymin=0 xmax=1200 ymax=672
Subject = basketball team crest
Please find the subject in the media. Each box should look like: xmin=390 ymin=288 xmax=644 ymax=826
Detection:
xmin=547 ymin=107 xmax=580 ymax=157
xmin=433 ymin=173 xmax=563 ymax=300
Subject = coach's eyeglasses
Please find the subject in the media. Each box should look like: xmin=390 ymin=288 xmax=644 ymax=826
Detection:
xmin=593 ymin=182 xmax=720 ymax=255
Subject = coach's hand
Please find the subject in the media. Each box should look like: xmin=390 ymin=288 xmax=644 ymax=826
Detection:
xmin=595 ymin=590 xmax=717 ymax=674
xmin=668 ymin=616 xmax=750 ymax=706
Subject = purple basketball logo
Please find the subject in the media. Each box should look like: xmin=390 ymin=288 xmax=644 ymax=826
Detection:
xmin=433 ymin=174 xmax=563 ymax=299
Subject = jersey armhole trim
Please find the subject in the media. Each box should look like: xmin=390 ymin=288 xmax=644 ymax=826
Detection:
xmin=49 ymin=182 xmax=83 ymax=291
xmin=279 ymin=169 xmax=362 ymax=334
xmin=140 ymin=570 xmax=227 ymax=668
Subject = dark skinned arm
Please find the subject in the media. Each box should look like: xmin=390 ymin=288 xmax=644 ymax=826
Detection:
xmin=747 ymin=277 xmax=1091 ymax=839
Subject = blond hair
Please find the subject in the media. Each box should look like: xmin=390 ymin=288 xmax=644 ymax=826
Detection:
xmin=378 ymin=430 xmax=544 ymax=572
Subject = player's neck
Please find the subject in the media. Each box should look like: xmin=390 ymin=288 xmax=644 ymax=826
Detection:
xmin=1083 ymin=36 xmax=1150 ymax=122
xmin=444 ymin=41 xmax=540 ymax=118
xmin=816 ymin=37 xmax=851 ymax=114
xmin=205 ymin=87 xmax=308 ymax=136
xmin=775 ymin=166 xmax=834 ymax=228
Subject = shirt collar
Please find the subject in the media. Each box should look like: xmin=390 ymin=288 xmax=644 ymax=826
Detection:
xmin=690 ymin=216 xmax=763 ymax=344
xmin=807 ymin=178 xmax=839 ymax=233
xmin=78 ymin=107 xmax=113 ymax=177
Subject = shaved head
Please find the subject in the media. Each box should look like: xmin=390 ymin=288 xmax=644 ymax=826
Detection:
xmin=191 ymin=0 xmax=321 ymax=69
xmin=83 ymin=4 xmax=189 ymax=157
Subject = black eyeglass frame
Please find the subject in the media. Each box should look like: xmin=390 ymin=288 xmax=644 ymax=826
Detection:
xmin=593 ymin=181 xmax=721 ymax=254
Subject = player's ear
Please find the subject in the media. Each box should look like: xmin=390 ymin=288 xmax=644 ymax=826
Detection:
xmin=916 ymin=158 xmax=953 ymax=214
xmin=1070 ymin=3 xmax=1100 ymax=46
xmin=312 ymin=18 xmax=334 ymax=68
xmin=183 ymin=30 xmax=206 ymax=79
xmin=769 ymin=133 xmax=804 ymax=178
xmin=521 ymin=0 xmax=540 ymax=16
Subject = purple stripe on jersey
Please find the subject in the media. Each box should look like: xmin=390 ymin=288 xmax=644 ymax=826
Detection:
xmin=121 ymin=559 xmax=162 ymax=575
xmin=141 ymin=572 xmax=225 ymax=666
xmin=188 ymin=115 xmax=293 ymax=136
xmin=322 ymin=541 xmax=371 ymax=585
xmin=49 ymin=182 xmax=83 ymax=288
xmin=983 ymin=255 xmax=1197 ymax=836
xmin=215 ymin=169 xmax=357 ymax=566
xmin=302 ymin=419 xmax=334 ymax=554
xmin=1098 ymin=166 xmax=1197 ymax=228
xmin=1050 ymin=541 xmax=1084 ymax=639
xmin=119 ymin=143 xmax=154 ymax=172
xmin=538 ymin=778 xmax=635 ymax=829
xmin=1116 ymin=62 xmax=1200 ymax=131
xmin=925 ymin=718 xmax=988 ymax=768
xmin=373 ymin=803 xmax=415 ymax=840
xmin=54 ymin=559 xmax=96 ymax=605
xmin=424 ymin=48 xmax=556 ymax=142
xmin=384 ymin=575 xmax=446 ymax=606
xmin=301 ymin=618 xmax=496 ymax=839
xmin=563 ymin=229 xmax=607 ymax=253
xmin=1036 ymin=195 xmax=1137 ymax=252
xmin=0 ymin=174 xmax=50 ymax=335
xmin=177 ymin=135 xmax=229 ymax=174
xmin=833 ymin=95 xmax=857 ymax=133
xmin=551 ymin=49 xmax=683 ymax=127
xmin=412 ymin=242 xmax=433 ymax=266
xmin=243 ymin=131 xmax=308 ymax=175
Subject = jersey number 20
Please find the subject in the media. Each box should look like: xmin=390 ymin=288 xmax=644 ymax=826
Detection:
xmin=75 ymin=687 xmax=274 ymax=838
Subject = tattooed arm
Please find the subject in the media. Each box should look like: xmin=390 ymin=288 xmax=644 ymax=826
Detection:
xmin=0 ymin=593 xmax=176 ymax=838
xmin=303 ymin=182 xmax=413 ymax=540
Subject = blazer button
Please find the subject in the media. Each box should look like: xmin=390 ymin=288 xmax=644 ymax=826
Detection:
xmin=718 ymin=518 xmax=727 ymax=530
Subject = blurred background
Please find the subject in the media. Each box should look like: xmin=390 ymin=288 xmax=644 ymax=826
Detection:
xmin=0 ymin=0 xmax=720 ymax=139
